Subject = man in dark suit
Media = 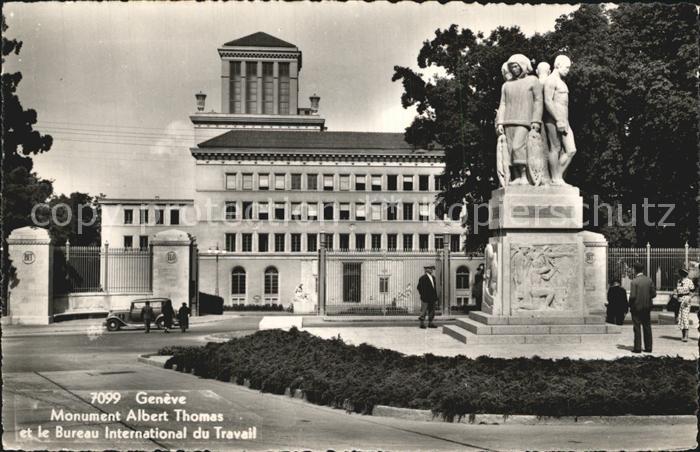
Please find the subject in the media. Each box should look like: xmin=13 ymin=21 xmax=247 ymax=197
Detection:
xmin=629 ymin=262 xmax=656 ymax=353
xmin=141 ymin=301 xmax=155 ymax=334
xmin=417 ymin=265 xmax=439 ymax=329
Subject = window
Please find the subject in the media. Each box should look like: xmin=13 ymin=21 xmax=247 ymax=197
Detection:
xmin=124 ymin=209 xmax=133 ymax=225
xmin=339 ymin=233 xmax=350 ymax=250
xmin=226 ymin=173 xmax=237 ymax=190
xmin=242 ymin=173 xmax=253 ymax=190
xmin=324 ymin=233 xmax=334 ymax=250
xmin=450 ymin=234 xmax=461 ymax=252
xmin=243 ymin=201 xmax=253 ymax=220
xmin=403 ymin=175 xmax=414 ymax=191
xmin=258 ymin=233 xmax=269 ymax=252
xmin=323 ymin=202 xmax=334 ymax=221
xmin=264 ymin=266 xmax=279 ymax=297
xmin=231 ymin=266 xmax=246 ymax=300
xmin=155 ymin=208 xmax=164 ymax=225
xmin=274 ymin=202 xmax=285 ymax=221
xmin=258 ymin=174 xmax=269 ymax=190
xmin=387 ymin=234 xmax=397 ymax=251
xmin=279 ymin=62 xmax=290 ymax=114
xmin=307 ymin=233 xmax=318 ymax=252
xmin=262 ymin=62 xmax=273 ymax=114
xmin=225 ymin=202 xmax=237 ymax=221
xmin=355 ymin=233 xmax=365 ymax=250
xmin=291 ymin=174 xmax=302 ymax=190
xmin=419 ymin=203 xmax=430 ymax=221
xmin=258 ymin=202 xmax=269 ymax=220
xmin=275 ymin=233 xmax=285 ymax=252
xmin=379 ymin=276 xmax=389 ymax=294
xmin=387 ymin=175 xmax=397 ymax=191
xmin=170 ymin=209 xmax=180 ymax=225
xmin=291 ymin=233 xmax=301 ymax=252
xmin=246 ymin=61 xmax=258 ymax=114
xmin=435 ymin=202 xmax=446 ymax=220
xmin=450 ymin=204 xmax=463 ymax=221
xmin=403 ymin=202 xmax=413 ymax=221
xmin=371 ymin=203 xmax=381 ymax=221
xmin=274 ymin=173 xmax=285 ymax=190
xmin=123 ymin=235 xmax=133 ymax=248
xmin=419 ymin=175 xmax=429 ymax=191
xmin=456 ymin=266 xmax=470 ymax=289
xmin=339 ymin=174 xmax=350 ymax=191
xmin=387 ymin=203 xmax=397 ymax=221
xmin=139 ymin=235 xmax=149 ymax=249
xmin=343 ymin=262 xmax=361 ymax=303
xmin=242 ymin=233 xmax=253 ymax=252
xmin=371 ymin=234 xmax=382 ymax=250
xmin=291 ymin=203 xmax=302 ymax=221
xmin=323 ymin=174 xmax=334 ymax=191
xmin=371 ymin=175 xmax=382 ymax=191
xmin=355 ymin=175 xmax=366 ymax=191
xmin=230 ymin=61 xmax=242 ymax=114
xmin=307 ymin=202 xmax=318 ymax=221
xmin=225 ymin=233 xmax=236 ymax=252
xmin=339 ymin=203 xmax=350 ymax=220
xmin=419 ymin=234 xmax=429 ymax=251
xmin=355 ymin=203 xmax=366 ymax=221
xmin=434 ymin=175 xmax=443 ymax=191
xmin=307 ymin=174 xmax=318 ymax=190
xmin=403 ymin=234 xmax=413 ymax=251
xmin=139 ymin=208 xmax=149 ymax=225
xmin=434 ymin=236 xmax=445 ymax=250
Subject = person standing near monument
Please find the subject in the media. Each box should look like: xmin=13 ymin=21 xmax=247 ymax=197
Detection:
xmin=417 ymin=265 xmax=439 ymax=329
xmin=674 ymin=267 xmax=695 ymax=342
xmin=606 ymin=278 xmax=628 ymax=325
xmin=496 ymin=54 xmax=543 ymax=186
xmin=177 ymin=302 xmax=191 ymax=333
xmin=543 ymin=55 xmax=577 ymax=185
xmin=629 ymin=262 xmax=656 ymax=353
xmin=141 ymin=300 xmax=155 ymax=334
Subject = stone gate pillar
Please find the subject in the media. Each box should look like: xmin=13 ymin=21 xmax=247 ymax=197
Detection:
xmin=7 ymin=226 xmax=53 ymax=325
xmin=152 ymin=229 xmax=192 ymax=309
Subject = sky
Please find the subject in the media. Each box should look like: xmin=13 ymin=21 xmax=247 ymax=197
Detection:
xmin=4 ymin=2 xmax=578 ymax=199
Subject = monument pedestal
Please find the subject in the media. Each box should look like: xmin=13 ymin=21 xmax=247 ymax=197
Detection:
xmin=443 ymin=186 xmax=618 ymax=344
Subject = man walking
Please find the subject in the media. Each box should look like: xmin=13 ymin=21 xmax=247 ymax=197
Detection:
xmin=629 ymin=262 xmax=656 ymax=353
xmin=141 ymin=301 xmax=155 ymax=334
xmin=417 ymin=265 xmax=439 ymax=329
xmin=177 ymin=302 xmax=191 ymax=333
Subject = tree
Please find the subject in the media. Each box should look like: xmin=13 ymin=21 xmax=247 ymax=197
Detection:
xmin=393 ymin=4 xmax=699 ymax=248
xmin=38 ymin=192 xmax=102 ymax=246
xmin=1 ymin=14 xmax=54 ymax=312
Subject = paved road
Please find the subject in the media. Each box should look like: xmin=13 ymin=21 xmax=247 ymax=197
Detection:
xmin=2 ymin=316 xmax=697 ymax=451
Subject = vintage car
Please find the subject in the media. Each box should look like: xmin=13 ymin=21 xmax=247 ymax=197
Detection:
xmin=104 ymin=298 xmax=178 ymax=331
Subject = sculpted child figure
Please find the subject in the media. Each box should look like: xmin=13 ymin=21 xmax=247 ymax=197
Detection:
xmin=496 ymin=54 xmax=543 ymax=186
xmin=543 ymin=55 xmax=577 ymax=185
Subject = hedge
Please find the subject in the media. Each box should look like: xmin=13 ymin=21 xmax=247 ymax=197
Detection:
xmin=159 ymin=328 xmax=696 ymax=420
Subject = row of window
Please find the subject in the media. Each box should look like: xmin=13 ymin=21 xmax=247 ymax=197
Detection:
xmin=224 ymin=173 xmax=444 ymax=192
xmin=220 ymin=232 xmax=461 ymax=253
xmin=123 ymin=208 xmax=180 ymax=226
xmin=221 ymin=201 xmax=462 ymax=222
xmin=123 ymin=235 xmax=149 ymax=249
xmin=230 ymin=61 xmax=291 ymax=115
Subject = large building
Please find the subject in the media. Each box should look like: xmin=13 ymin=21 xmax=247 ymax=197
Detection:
xmin=101 ymin=32 xmax=470 ymax=308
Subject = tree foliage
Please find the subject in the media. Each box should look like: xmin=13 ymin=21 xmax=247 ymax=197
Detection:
xmin=393 ymin=4 xmax=699 ymax=248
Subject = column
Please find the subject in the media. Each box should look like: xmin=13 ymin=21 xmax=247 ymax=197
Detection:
xmin=273 ymin=61 xmax=279 ymax=115
xmin=290 ymin=60 xmax=299 ymax=114
xmin=256 ymin=59 xmax=263 ymax=114
xmin=240 ymin=61 xmax=247 ymax=114
xmin=221 ymin=59 xmax=230 ymax=113
xmin=7 ymin=227 xmax=53 ymax=325
xmin=151 ymin=229 xmax=192 ymax=309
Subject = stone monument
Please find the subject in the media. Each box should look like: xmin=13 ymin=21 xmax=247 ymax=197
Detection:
xmin=444 ymin=54 xmax=615 ymax=344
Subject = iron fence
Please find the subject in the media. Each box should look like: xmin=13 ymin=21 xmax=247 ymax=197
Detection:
xmin=323 ymin=250 xmax=445 ymax=315
xmin=104 ymin=246 xmax=152 ymax=293
xmin=53 ymin=245 xmax=102 ymax=293
xmin=608 ymin=245 xmax=698 ymax=291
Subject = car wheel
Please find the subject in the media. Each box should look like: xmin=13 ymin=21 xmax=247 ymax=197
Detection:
xmin=156 ymin=319 xmax=164 ymax=330
xmin=107 ymin=319 xmax=120 ymax=332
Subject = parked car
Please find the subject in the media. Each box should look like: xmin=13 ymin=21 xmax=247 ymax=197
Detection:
xmin=104 ymin=298 xmax=178 ymax=331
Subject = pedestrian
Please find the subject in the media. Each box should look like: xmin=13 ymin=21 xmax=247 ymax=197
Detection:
xmin=162 ymin=299 xmax=175 ymax=334
xmin=629 ymin=262 xmax=656 ymax=353
xmin=606 ymin=278 xmax=628 ymax=325
xmin=473 ymin=264 xmax=484 ymax=311
xmin=177 ymin=302 xmax=191 ymax=333
xmin=674 ymin=266 xmax=695 ymax=342
xmin=417 ymin=265 xmax=439 ymax=329
xmin=141 ymin=301 xmax=155 ymax=334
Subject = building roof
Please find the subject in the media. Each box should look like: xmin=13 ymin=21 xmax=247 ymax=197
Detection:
xmin=223 ymin=32 xmax=297 ymax=48
xmin=198 ymin=130 xmax=429 ymax=151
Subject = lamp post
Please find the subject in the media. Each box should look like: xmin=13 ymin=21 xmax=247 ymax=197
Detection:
xmin=209 ymin=244 xmax=223 ymax=296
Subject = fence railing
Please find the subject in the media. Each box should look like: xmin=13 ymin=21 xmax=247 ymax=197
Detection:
xmin=53 ymin=243 xmax=152 ymax=294
xmin=608 ymin=244 xmax=698 ymax=291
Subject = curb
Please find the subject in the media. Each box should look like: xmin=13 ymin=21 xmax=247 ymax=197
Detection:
xmin=137 ymin=354 xmax=696 ymax=426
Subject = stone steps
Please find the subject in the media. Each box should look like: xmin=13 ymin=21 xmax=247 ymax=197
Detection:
xmin=468 ymin=311 xmax=605 ymax=325
xmin=455 ymin=317 xmax=621 ymax=336
xmin=443 ymin=324 xmax=622 ymax=345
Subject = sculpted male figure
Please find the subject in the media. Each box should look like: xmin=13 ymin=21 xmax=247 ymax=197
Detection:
xmin=543 ymin=55 xmax=577 ymax=185
xmin=496 ymin=54 xmax=543 ymax=185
